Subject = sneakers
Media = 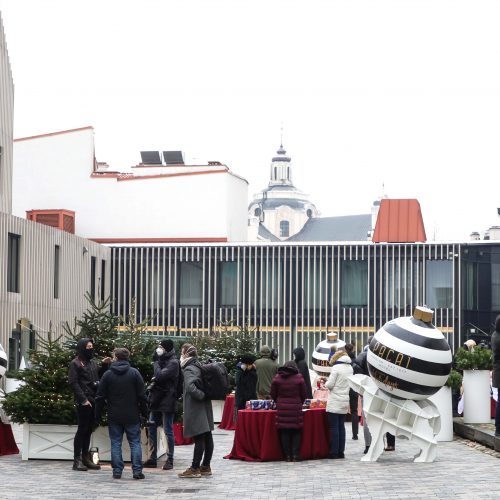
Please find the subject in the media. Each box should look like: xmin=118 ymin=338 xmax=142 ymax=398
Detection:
xmin=143 ymin=459 xmax=157 ymax=468
xmin=163 ymin=459 xmax=174 ymax=470
xmin=133 ymin=472 xmax=145 ymax=480
xmin=200 ymin=465 xmax=212 ymax=476
xmin=178 ymin=467 xmax=202 ymax=478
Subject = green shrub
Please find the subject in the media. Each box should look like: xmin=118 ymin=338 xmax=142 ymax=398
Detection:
xmin=454 ymin=346 xmax=493 ymax=371
xmin=445 ymin=369 xmax=463 ymax=391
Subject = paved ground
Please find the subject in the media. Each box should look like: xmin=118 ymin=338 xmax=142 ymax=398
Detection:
xmin=1 ymin=425 xmax=500 ymax=499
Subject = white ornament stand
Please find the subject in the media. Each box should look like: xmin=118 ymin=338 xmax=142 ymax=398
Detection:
xmin=348 ymin=374 xmax=441 ymax=463
xmin=428 ymin=386 xmax=453 ymax=441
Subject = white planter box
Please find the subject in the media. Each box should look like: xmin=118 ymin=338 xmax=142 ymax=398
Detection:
xmin=5 ymin=378 xmax=24 ymax=394
xmin=429 ymin=386 xmax=453 ymax=441
xmin=463 ymin=370 xmax=491 ymax=424
xmin=212 ymin=400 xmax=224 ymax=423
xmin=22 ymin=423 xmax=166 ymax=461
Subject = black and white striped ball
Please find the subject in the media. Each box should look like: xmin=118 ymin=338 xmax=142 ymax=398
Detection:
xmin=311 ymin=336 xmax=346 ymax=377
xmin=0 ymin=343 xmax=7 ymax=379
xmin=367 ymin=312 xmax=452 ymax=400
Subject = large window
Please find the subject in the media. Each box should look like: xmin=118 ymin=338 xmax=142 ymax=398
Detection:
xmin=280 ymin=220 xmax=290 ymax=238
xmin=219 ymin=261 xmax=242 ymax=307
xmin=54 ymin=245 xmax=60 ymax=299
xmin=492 ymin=263 xmax=500 ymax=310
xmin=100 ymin=259 xmax=106 ymax=302
xmin=341 ymin=260 xmax=368 ymax=307
xmin=179 ymin=262 xmax=203 ymax=306
xmin=90 ymin=256 xmax=97 ymax=301
xmin=7 ymin=233 xmax=20 ymax=293
xmin=425 ymin=260 xmax=453 ymax=308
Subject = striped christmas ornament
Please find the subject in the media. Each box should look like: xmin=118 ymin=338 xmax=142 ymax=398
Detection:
xmin=367 ymin=307 xmax=452 ymax=400
xmin=311 ymin=332 xmax=346 ymax=377
xmin=0 ymin=343 xmax=7 ymax=379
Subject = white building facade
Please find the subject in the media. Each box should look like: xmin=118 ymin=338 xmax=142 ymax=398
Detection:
xmin=0 ymin=13 xmax=110 ymax=375
xmin=13 ymin=128 xmax=249 ymax=243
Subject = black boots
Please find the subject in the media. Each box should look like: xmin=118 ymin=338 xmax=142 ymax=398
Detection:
xmin=82 ymin=452 xmax=101 ymax=470
xmin=72 ymin=456 xmax=88 ymax=471
xmin=163 ymin=458 xmax=174 ymax=470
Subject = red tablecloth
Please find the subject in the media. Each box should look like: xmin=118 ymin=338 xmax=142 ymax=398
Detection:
xmin=218 ymin=394 xmax=236 ymax=430
xmin=0 ymin=423 xmax=19 ymax=456
xmin=173 ymin=423 xmax=193 ymax=446
xmin=225 ymin=408 xmax=329 ymax=461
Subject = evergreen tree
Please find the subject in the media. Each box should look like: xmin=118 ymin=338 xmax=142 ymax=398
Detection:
xmin=3 ymin=330 xmax=76 ymax=424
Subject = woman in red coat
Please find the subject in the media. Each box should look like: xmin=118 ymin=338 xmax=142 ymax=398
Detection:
xmin=270 ymin=361 xmax=307 ymax=462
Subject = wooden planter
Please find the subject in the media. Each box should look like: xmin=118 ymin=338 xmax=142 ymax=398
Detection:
xmin=22 ymin=423 xmax=166 ymax=461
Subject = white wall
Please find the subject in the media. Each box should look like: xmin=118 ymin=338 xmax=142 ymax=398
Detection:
xmin=0 ymin=212 xmax=110 ymax=368
xmin=13 ymin=129 xmax=249 ymax=242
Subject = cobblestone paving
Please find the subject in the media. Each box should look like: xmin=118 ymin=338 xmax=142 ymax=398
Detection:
xmin=1 ymin=425 xmax=499 ymax=499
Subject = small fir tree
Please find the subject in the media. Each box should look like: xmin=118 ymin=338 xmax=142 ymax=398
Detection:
xmin=3 ymin=329 xmax=76 ymax=424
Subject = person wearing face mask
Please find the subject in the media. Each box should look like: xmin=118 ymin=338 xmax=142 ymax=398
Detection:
xmin=143 ymin=339 xmax=180 ymax=471
xmin=234 ymin=354 xmax=257 ymax=421
xmin=68 ymin=338 xmax=111 ymax=471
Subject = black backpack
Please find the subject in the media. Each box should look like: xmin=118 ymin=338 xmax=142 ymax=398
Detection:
xmin=200 ymin=361 xmax=230 ymax=400
xmin=175 ymin=364 xmax=184 ymax=400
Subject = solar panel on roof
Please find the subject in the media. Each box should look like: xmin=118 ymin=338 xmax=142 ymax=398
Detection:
xmin=163 ymin=151 xmax=184 ymax=165
xmin=140 ymin=151 xmax=162 ymax=165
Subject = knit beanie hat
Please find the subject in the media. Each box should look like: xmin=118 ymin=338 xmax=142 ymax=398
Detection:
xmin=160 ymin=339 xmax=174 ymax=352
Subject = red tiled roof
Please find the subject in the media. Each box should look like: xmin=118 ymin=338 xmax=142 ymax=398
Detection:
xmin=372 ymin=199 xmax=426 ymax=243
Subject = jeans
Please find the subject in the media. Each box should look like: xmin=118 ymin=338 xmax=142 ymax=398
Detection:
xmin=278 ymin=428 xmax=301 ymax=459
xmin=327 ymin=412 xmax=346 ymax=457
xmin=73 ymin=404 xmax=94 ymax=459
xmin=146 ymin=411 xmax=175 ymax=462
xmin=108 ymin=422 xmax=142 ymax=475
xmin=192 ymin=431 xmax=214 ymax=469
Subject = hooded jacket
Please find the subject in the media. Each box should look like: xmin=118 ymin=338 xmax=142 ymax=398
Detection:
xmin=95 ymin=360 xmax=148 ymax=425
xmin=254 ymin=345 xmax=278 ymax=398
xmin=492 ymin=315 xmax=500 ymax=389
xmin=68 ymin=338 xmax=103 ymax=405
xmin=292 ymin=347 xmax=313 ymax=399
xmin=270 ymin=363 xmax=307 ymax=429
xmin=325 ymin=354 xmax=354 ymax=414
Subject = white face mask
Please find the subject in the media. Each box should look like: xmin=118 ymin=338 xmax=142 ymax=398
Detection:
xmin=240 ymin=363 xmax=247 ymax=371
xmin=156 ymin=347 xmax=165 ymax=356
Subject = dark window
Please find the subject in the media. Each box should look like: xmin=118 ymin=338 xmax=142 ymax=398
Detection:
xmin=492 ymin=263 xmax=500 ymax=310
xmin=100 ymin=259 xmax=106 ymax=302
xmin=425 ymin=260 xmax=453 ymax=308
xmin=219 ymin=261 xmax=242 ymax=306
xmin=341 ymin=260 xmax=368 ymax=307
xmin=7 ymin=233 xmax=20 ymax=293
xmin=280 ymin=220 xmax=290 ymax=238
xmin=90 ymin=256 xmax=96 ymax=301
xmin=54 ymin=245 xmax=60 ymax=299
xmin=179 ymin=262 xmax=203 ymax=306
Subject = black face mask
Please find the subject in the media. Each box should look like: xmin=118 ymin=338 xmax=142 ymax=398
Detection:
xmin=84 ymin=348 xmax=94 ymax=360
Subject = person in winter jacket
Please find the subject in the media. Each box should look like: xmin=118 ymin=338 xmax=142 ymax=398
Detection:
xmin=255 ymin=345 xmax=278 ymax=399
xmin=178 ymin=344 xmax=214 ymax=479
xmin=270 ymin=360 xmax=307 ymax=462
xmin=325 ymin=349 xmax=353 ymax=459
xmin=95 ymin=348 xmax=148 ymax=480
xmin=143 ymin=339 xmax=180 ymax=471
xmin=68 ymin=337 xmax=111 ymax=472
xmin=491 ymin=315 xmax=500 ymax=437
xmin=234 ymin=353 xmax=257 ymax=420
xmin=293 ymin=347 xmax=313 ymax=399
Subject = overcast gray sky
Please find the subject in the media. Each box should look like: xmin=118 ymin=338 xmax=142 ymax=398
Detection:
xmin=1 ymin=0 xmax=499 ymax=241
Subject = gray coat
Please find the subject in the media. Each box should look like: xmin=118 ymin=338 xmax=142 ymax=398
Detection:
xmin=492 ymin=329 xmax=500 ymax=388
xmin=182 ymin=357 xmax=214 ymax=438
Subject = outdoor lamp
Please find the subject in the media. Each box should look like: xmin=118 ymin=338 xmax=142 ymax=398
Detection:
xmin=89 ymin=447 xmax=100 ymax=465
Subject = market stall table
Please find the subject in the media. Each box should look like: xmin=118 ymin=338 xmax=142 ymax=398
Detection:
xmin=218 ymin=394 xmax=236 ymax=430
xmin=225 ymin=408 xmax=329 ymax=461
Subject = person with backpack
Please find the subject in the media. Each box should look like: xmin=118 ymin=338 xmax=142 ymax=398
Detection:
xmin=178 ymin=344 xmax=214 ymax=479
xmin=143 ymin=339 xmax=180 ymax=471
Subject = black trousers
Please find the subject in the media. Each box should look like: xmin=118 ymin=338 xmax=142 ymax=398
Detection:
xmin=73 ymin=404 xmax=94 ymax=458
xmin=349 ymin=389 xmax=359 ymax=438
xmin=386 ymin=432 xmax=395 ymax=448
xmin=278 ymin=428 xmax=301 ymax=459
xmin=192 ymin=431 xmax=214 ymax=469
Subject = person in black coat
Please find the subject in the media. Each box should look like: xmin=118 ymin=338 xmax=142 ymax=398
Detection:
xmin=292 ymin=347 xmax=313 ymax=399
xmin=68 ymin=337 xmax=111 ymax=471
xmin=492 ymin=315 xmax=500 ymax=437
xmin=144 ymin=339 xmax=180 ymax=470
xmin=95 ymin=348 xmax=148 ymax=480
xmin=234 ymin=354 xmax=257 ymax=420
xmin=344 ymin=344 xmax=359 ymax=441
